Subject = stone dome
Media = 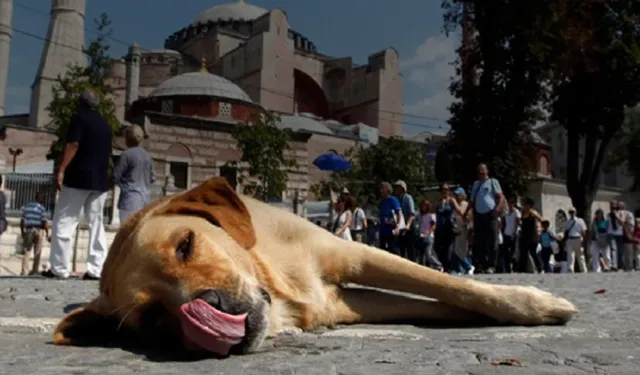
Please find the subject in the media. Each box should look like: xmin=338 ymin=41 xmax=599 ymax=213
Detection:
xmin=192 ymin=0 xmax=268 ymax=25
xmin=149 ymin=71 xmax=253 ymax=103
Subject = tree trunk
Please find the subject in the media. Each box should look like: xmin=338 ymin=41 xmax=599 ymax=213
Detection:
xmin=565 ymin=124 xmax=612 ymax=270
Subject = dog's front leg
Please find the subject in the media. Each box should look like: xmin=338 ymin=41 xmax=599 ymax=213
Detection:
xmin=322 ymin=286 xmax=489 ymax=327
xmin=317 ymin=240 xmax=577 ymax=326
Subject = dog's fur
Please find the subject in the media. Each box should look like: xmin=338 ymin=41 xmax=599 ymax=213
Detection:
xmin=53 ymin=178 xmax=578 ymax=354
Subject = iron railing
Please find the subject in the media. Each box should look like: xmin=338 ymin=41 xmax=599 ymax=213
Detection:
xmin=3 ymin=172 xmax=114 ymax=223
xmin=4 ymin=173 xmax=55 ymax=219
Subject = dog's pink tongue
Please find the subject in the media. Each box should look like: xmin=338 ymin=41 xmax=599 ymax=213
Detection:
xmin=179 ymin=299 xmax=247 ymax=356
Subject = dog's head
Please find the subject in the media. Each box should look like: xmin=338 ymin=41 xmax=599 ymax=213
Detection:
xmin=53 ymin=178 xmax=271 ymax=356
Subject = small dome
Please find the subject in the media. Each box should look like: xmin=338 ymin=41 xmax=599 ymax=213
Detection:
xmin=192 ymin=0 xmax=268 ymax=25
xmin=149 ymin=71 xmax=253 ymax=103
xmin=278 ymin=115 xmax=333 ymax=135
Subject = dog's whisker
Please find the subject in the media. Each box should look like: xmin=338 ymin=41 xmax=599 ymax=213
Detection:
xmin=116 ymin=304 xmax=139 ymax=332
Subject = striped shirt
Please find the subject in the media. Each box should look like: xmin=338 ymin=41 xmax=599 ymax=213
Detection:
xmin=21 ymin=201 xmax=46 ymax=228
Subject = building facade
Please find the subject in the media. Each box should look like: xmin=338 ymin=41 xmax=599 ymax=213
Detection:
xmin=0 ymin=0 xmax=400 ymax=200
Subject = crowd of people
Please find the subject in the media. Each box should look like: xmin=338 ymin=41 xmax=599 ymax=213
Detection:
xmin=6 ymin=90 xmax=639 ymax=278
xmin=329 ymin=163 xmax=640 ymax=275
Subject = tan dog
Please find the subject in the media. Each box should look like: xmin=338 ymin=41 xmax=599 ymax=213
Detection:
xmin=53 ymin=178 xmax=577 ymax=356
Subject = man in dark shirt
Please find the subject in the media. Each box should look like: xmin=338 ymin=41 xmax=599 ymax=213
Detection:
xmin=42 ymin=88 xmax=113 ymax=280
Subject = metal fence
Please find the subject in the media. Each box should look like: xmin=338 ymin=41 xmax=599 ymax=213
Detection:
xmin=3 ymin=172 xmax=114 ymax=223
xmin=4 ymin=173 xmax=55 ymax=219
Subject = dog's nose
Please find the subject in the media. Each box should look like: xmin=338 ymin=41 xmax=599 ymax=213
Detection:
xmin=192 ymin=289 xmax=232 ymax=314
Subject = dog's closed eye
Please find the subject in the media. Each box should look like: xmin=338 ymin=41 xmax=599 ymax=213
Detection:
xmin=176 ymin=231 xmax=194 ymax=262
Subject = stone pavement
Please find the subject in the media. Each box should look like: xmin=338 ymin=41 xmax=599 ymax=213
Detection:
xmin=1 ymin=273 xmax=640 ymax=374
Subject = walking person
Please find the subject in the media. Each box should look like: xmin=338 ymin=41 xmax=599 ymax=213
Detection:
xmin=499 ymin=200 xmax=520 ymax=273
xmin=464 ymin=163 xmax=505 ymax=273
xmin=349 ymin=201 xmax=367 ymax=244
xmin=393 ymin=180 xmax=417 ymax=261
xmin=331 ymin=197 xmax=353 ymax=241
xmin=448 ymin=187 xmax=474 ymax=275
xmin=378 ymin=182 xmax=402 ymax=254
xmin=434 ymin=183 xmax=456 ymax=272
xmin=564 ymin=207 xmax=587 ymax=273
xmin=0 ymin=175 xmax=7 ymax=275
xmin=606 ymin=200 xmax=623 ymax=271
xmin=617 ymin=201 xmax=636 ymax=271
xmin=591 ymin=209 xmax=610 ymax=272
xmin=634 ymin=217 xmax=640 ymax=270
xmin=517 ymin=198 xmax=544 ymax=273
xmin=19 ymin=191 xmax=49 ymax=276
xmin=415 ymin=200 xmax=442 ymax=270
xmin=42 ymin=88 xmax=113 ymax=280
xmin=538 ymin=220 xmax=557 ymax=273
xmin=113 ymin=125 xmax=156 ymax=223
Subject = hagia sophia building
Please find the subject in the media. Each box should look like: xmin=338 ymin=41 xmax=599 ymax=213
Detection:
xmin=0 ymin=0 xmax=405 ymax=200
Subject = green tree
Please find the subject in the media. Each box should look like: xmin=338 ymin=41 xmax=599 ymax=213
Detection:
xmin=543 ymin=0 xmax=640 ymax=223
xmin=440 ymin=0 xmax=548 ymax=197
xmin=615 ymin=107 xmax=640 ymax=190
xmin=311 ymin=137 xmax=435 ymax=205
xmin=46 ymin=13 xmax=120 ymax=164
xmin=231 ymin=113 xmax=298 ymax=201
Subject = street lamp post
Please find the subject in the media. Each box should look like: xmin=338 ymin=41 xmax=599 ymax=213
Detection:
xmin=8 ymin=148 xmax=23 ymax=172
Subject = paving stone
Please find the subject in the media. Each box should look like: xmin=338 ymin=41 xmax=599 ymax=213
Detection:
xmin=0 ymin=273 xmax=639 ymax=374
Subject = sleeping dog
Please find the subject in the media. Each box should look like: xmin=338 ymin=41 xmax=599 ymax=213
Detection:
xmin=53 ymin=178 xmax=577 ymax=356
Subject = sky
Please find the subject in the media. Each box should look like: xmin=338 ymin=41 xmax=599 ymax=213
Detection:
xmin=4 ymin=0 xmax=460 ymax=135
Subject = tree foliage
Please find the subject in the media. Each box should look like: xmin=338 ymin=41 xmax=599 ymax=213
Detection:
xmin=311 ymin=137 xmax=435 ymax=205
xmin=610 ymin=107 xmax=640 ymax=190
xmin=440 ymin=0 xmax=640 ymax=223
xmin=439 ymin=0 xmax=545 ymax=197
xmin=542 ymin=0 xmax=640 ymax=219
xmin=47 ymin=13 xmax=120 ymax=164
xmin=231 ymin=113 xmax=298 ymax=201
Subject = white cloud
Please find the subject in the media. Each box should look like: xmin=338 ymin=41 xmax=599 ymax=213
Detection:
xmin=400 ymin=35 xmax=457 ymax=71
xmin=401 ymin=35 xmax=458 ymax=127
xmin=403 ymin=90 xmax=454 ymax=121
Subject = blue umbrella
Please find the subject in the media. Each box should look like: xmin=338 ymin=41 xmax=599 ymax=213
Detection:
xmin=313 ymin=152 xmax=352 ymax=172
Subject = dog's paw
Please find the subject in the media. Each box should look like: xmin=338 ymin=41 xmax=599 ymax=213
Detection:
xmin=489 ymin=285 xmax=578 ymax=326
xmin=277 ymin=327 xmax=303 ymax=336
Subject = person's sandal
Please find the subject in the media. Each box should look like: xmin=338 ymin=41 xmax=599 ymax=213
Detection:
xmin=41 ymin=269 xmax=62 ymax=279
xmin=82 ymin=273 xmax=100 ymax=281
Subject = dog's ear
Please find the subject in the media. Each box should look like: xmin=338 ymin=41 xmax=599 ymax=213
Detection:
xmin=160 ymin=177 xmax=256 ymax=249
xmin=53 ymin=296 xmax=118 ymax=346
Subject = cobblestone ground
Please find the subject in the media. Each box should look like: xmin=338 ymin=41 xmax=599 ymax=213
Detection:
xmin=1 ymin=273 xmax=639 ymax=374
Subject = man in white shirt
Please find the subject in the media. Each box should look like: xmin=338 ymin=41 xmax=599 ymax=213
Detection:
xmin=350 ymin=204 xmax=368 ymax=244
xmin=564 ymin=207 xmax=587 ymax=273
xmin=606 ymin=200 xmax=624 ymax=271
xmin=498 ymin=199 xmax=520 ymax=273
xmin=617 ymin=201 xmax=635 ymax=271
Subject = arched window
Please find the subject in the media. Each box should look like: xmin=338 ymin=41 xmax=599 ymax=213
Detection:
xmin=539 ymin=155 xmax=548 ymax=175
xmin=555 ymin=210 xmax=567 ymax=232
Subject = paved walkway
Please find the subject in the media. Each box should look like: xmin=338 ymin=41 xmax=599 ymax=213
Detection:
xmin=0 ymin=273 xmax=639 ymax=374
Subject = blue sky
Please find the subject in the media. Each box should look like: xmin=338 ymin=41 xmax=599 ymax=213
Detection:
xmin=4 ymin=0 xmax=459 ymax=135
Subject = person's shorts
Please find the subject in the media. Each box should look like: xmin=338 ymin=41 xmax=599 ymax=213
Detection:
xmin=22 ymin=228 xmax=41 ymax=252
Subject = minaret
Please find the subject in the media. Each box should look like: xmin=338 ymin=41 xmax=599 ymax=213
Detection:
xmin=0 ymin=0 xmax=13 ymax=116
xmin=124 ymin=42 xmax=140 ymax=109
xmin=29 ymin=0 xmax=86 ymax=128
